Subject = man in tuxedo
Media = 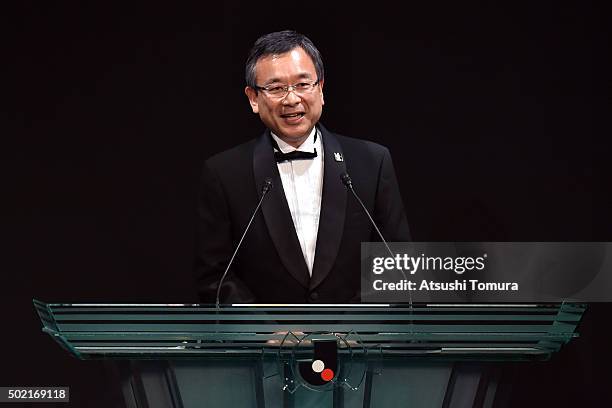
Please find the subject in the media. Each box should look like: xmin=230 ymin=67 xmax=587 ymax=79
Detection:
xmin=195 ymin=30 xmax=410 ymax=304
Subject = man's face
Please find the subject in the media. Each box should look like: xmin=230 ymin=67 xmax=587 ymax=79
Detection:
xmin=245 ymin=47 xmax=324 ymax=144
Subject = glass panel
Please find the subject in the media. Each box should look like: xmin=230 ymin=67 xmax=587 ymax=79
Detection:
xmin=34 ymin=300 xmax=584 ymax=362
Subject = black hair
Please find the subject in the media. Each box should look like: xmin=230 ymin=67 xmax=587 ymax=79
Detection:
xmin=245 ymin=30 xmax=324 ymax=88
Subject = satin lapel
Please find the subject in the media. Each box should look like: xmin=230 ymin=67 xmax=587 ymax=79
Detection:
xmin=253 ymin=131 xmax=310 ymax=289
xmin=310 ymin=125 xmax=347 ymax=290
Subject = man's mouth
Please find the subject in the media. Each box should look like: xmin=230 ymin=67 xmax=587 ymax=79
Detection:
xmin=280 ymin=112 xmax=305 ymax=119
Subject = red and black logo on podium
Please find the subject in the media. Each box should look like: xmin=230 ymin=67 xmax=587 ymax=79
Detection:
xmin=297 ymin=339 xmax=338 ymax=386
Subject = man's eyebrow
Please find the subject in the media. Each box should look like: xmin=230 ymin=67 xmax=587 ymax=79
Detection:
xmin=262 ymin=77 xmax=282 ymax=85
xmin=261 ymin=72 xmax=315 ymax=85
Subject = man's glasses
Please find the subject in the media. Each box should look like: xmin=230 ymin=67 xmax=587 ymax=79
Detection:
xmin=253 ymin=79 xmax=320 ymax=99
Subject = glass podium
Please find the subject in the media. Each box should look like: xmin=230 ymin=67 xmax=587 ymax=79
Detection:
xmin=34 ymin=300 xmax=585 ymax=408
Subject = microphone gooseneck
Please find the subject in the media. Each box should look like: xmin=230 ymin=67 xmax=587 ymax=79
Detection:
xmin=341 ymin=173 xmax=394 ymax=259
xmin=341 ymin=172 xmax=413 ymax=308
xmin=215 ymin=178 xmax=273 ymax=309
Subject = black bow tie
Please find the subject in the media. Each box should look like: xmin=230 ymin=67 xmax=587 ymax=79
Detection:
xmin=274 ymin=149 xmax=318 ymax=163
xmin=270 ymin=131 xmax=319 ymax=163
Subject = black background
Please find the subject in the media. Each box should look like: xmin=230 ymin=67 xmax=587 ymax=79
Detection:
xmin=3 ymin=1 xmax=611 ymax=406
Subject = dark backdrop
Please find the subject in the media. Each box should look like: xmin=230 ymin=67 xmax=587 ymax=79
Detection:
xmin=4 ymin=1 xmax=610 ymax=406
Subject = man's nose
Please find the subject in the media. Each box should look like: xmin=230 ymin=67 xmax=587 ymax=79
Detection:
xmin=282 ymin=88 xmax=301 ymax=105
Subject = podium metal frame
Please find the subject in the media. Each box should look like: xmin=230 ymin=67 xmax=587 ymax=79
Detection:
xmin=34 ymin=301 xmax=584 ymax=408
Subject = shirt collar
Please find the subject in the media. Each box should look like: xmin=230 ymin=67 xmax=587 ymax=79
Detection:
xmin=271 ymin=127 xmax=318 ymax=154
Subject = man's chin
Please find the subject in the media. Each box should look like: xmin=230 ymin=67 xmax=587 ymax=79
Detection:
xmin=275 ymin=127 xmax=313 ymax=143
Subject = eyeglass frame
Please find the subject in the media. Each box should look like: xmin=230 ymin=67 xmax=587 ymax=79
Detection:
xmin=252 ymin=79 xmax=321 ymax=98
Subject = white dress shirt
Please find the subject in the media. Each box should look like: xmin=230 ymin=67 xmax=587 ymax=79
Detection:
xmin=271 ymin=127 xmax=324 ymax=276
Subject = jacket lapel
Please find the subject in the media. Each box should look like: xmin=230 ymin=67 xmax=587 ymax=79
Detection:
xmin=309 ymin=124 xmax=347 ymax=290
xmin=253 ymin=130 xmax=310 ymax=289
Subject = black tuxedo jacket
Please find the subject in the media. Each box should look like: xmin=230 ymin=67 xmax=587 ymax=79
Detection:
xmin=195 ymin=124 xmax=410 ymax=304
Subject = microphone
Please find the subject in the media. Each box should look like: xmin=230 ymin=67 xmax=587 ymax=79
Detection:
xmin=341 ymin=173 xmax=394 ymax=258
xmin=215 ymin=178 xmax=273 ymax=309
xmin=341 ymin=173 xmax=413 ymax=307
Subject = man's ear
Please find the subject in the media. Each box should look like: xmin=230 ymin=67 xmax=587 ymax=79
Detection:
xmin=318 ymin=79 xmax=325 ymax=106
xmin=245 ymin=86 xmax=259 ymax=113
